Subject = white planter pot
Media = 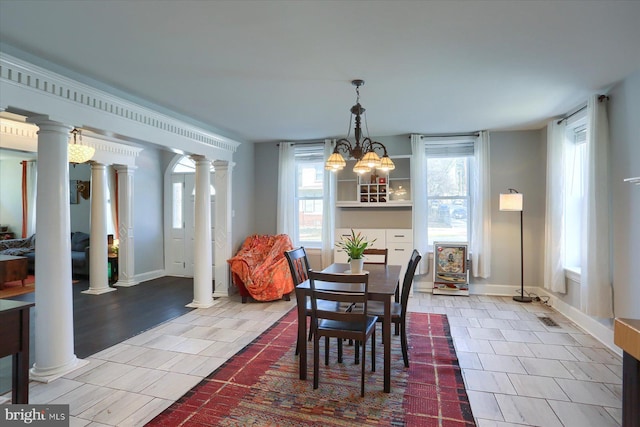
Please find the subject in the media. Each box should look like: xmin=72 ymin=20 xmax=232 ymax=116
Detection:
xmin=350 ymin=258 xmax=364 ymax=274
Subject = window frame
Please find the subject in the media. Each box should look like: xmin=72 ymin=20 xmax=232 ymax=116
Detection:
xmin=293 ymin=144 xmax=325 ymax=248
xmin=562 ymin=112 xmax=587 ymax=279
xmin=424 ymin=138 xmax=474 ymax=248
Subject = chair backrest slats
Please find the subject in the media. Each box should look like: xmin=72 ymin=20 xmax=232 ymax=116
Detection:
xmin=400 ymin=250 xmax=422 ymax=316
xmin=308 ymin=271 xmax=369 ymax=333
xmin=284 ymin=247 xmax=310 ymax=286
xmin=363 ymin=248 xmax=388 ymax=265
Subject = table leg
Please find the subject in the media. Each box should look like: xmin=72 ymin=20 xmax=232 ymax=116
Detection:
xmin=295 ymin=287 xmax=307 ymax=380
xmin=384 ymin=296 xmax=391 ymax=393
xmin=14 ymin=308 xmax=30 ymax=403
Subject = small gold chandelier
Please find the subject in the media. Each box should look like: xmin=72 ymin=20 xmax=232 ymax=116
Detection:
xmin=68 ymin=128 xmax=95 ymax=164
xmin=325 ymin=80 xmax=395 ymax=174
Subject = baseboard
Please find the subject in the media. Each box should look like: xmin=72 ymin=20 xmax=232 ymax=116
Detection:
xmin=413 ymin=280 xmax=619 ymax=356
xmin=533 ymin=286 xmax=619 ymax=356
xmin=133 ymin=269 xmax=165 ymax=285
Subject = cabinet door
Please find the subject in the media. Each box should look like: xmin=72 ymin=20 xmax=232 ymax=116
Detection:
xmin=388 ymin=242 xmax=414 ymax=279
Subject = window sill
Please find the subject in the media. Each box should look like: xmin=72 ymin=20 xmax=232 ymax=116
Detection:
xmin=565 ymin=267 xmax=581 ymax=283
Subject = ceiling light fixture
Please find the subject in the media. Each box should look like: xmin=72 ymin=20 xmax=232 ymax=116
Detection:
xmin=325 ymin=80 xmax=395 ymax=174
xmin=68 ymin=128 xmax=95 ymax=164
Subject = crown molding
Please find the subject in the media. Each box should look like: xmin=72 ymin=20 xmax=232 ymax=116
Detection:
xmin=0 ymin=52 xmax=240 ymax=157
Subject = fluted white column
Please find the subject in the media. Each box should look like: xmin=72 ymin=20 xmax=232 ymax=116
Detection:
xmin=213 ymin=160 xmax=234 ymax=298
xmin=187 ymin=155 xmax=214 ymax=308
xmin=113 ymin=165 xmax=137 ymax=287
xmin=26 ymin=117 xmax=88 ymax=382
xmin=84 ymin=163 xmax=116 ymax=295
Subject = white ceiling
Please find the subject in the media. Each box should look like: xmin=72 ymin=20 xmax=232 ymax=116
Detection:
xmin=1 ymin=0 xmax=639 ymax=143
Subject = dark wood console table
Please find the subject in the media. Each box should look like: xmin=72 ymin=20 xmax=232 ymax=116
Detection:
xmin=614 ymin=318 xmax=640 ymax=427
xmin=0 ymin=300 xmax=35 ymax=403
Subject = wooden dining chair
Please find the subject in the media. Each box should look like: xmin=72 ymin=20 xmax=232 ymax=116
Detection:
xmin=284 ymin=247 xmax=340 ymax=356
xmin=363 ymin=248 xmax=388 ymax=265
xmin=350 ymin=249 xmax=421 ymax=368
xmin=308 ymin=270 xmax=378 ymax=397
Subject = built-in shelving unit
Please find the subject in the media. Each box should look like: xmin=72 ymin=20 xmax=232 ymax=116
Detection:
xmin=336 ymin=156 xmax=412 ymax=207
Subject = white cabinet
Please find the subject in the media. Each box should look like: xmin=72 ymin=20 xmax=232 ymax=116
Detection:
xmin=386 ymin=229 xmax=414 ymax=279
xmin=334 ymin=228 xmax=413 ymax=278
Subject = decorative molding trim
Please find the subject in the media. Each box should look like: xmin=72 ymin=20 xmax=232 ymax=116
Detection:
xmin=0 ymin=117 xmax=37 ymax=139
xmin=0 ymin=52 xmax=240 ymax=154
xmin=133 ymin=269 xmax=165 ymax=285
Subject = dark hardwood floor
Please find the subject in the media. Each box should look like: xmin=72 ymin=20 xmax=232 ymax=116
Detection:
xmin=1 ymin=276 xmax=195 ymax=395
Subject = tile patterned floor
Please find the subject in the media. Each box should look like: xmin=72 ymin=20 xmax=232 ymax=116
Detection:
xmin=2 ymin=293 xmax=622 ymax=426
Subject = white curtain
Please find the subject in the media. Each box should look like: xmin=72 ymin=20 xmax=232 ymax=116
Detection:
xmin=543 ymin=119 xmax=567 ymax=293
xmin=470 ymin=131 xmax=491 ymax=278
xmin=581 ymin=95 xmax=613 ymax=317
xmin=25 ymin=160 xmax=37 ymax=237
xmin=277 ymin=142 xmax=296 ymax=238
xmin=321 ymin=139 xmax=336 ymax=268
xmin=107 ymin=165 xmax=118 ymax=238
xmin=410 ymin=134 xmax=428 ymax=272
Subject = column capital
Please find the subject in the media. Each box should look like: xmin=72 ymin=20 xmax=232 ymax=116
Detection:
xmin=114 ymin=164 xmax=137 ymax=173
xmin=213 ymin=160 xmax=235 ymax=171
xmin=26 ymin=116 xmax=72 ymax=134
xmin=190 ymin=154 xmax=210 ymax=163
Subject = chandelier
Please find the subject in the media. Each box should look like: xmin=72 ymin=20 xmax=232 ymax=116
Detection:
xmin=325 ymin=80 xmax=395 ymax=174
xmin=68 ymin=128 xmax=95 ymax=164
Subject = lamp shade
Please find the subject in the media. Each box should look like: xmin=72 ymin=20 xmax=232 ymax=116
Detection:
xmin=325 ymin=152 xmax=346 ymax=170
xmin=499 ymin=193 xmax=523 ymax=211
xmin=68 ymin=143 xmax=95 ymax=164
xmin=361 ymin=150 xmax=381 ymax=168
xmin=352 ymin=160 xmax=371 ymax=174
xmin=378 ymin=155 xmax=396 ymax=172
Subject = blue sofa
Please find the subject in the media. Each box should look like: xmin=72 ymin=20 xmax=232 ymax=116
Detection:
xmin=0 ymin=232 xmax=91 ymax=276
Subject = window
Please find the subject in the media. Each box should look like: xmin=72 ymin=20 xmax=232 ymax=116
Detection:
xmin=563 ymin=117 xmax=587 ymax=273
xmin=425 ymin=139 xmax=473 ymax=246
xmin=294 ymin=145 xmax=324 ymax=246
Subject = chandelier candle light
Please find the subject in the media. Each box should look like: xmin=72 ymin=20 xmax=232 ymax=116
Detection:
xmin=499 ymin=188 xmax=531 ymax=303
xmin=325 ymin=80 xmax=395 ymax=174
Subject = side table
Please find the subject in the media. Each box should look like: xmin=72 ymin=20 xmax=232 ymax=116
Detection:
xmin=0 ymin=300 xmax=35 ymax=403
xmin=0 ymin=255 xmax=29 ymax=289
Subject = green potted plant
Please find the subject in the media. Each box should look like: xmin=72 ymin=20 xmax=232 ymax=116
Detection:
xmin=335 ymin=229 xmax=376 ymax=274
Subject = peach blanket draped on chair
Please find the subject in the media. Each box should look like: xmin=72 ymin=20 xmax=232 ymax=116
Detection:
xmin=227 ymin=234 xmax=294 ymax=302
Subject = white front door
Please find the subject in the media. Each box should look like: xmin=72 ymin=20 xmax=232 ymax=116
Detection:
xmin=169 ymin=173 xmax=215 ymax=277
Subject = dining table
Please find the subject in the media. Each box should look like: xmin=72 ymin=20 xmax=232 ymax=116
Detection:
xmin=295 ymin=262 xmax=401 ymax=393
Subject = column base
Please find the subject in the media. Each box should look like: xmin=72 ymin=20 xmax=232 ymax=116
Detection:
xmin=113 ymin=278 xmax=138 ymax=287
xmin=186 ymin=299 xmax=215 ymax=308
xmin=30 ymin=357 xmax=89 ymax=383
xmin=82 ymin=286 xmax=117 ymax=295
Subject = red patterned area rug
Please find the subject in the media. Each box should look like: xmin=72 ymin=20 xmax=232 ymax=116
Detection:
xmin=148 ymin=309 xmax=475 ymax=426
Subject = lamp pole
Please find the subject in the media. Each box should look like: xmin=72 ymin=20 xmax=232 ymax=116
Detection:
xmin=513 ymin=209 xmax=532 ymax=303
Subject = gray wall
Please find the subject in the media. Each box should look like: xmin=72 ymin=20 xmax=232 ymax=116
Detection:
xmin=133 ymin=146 xmax=165 ymax=274
xmin=485 ymin=130 xmax=546 ymax=289
xmin=254 ymin=142 xmax=279 ymax=235
xmin=231 ymin=141 xmax=256 ymax=252
xmin=69 ymin=163 xmax=91 ymax=233
xmin=607 ymin=69 xmax=640 ymax=319
xmin=251 ymin=130 xmax=549 ymax=291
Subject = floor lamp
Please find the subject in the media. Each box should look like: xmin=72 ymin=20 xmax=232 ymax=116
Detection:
xmin=500 ymin=189 xmax=532 ymax=303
